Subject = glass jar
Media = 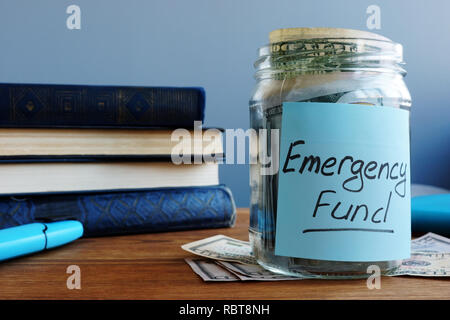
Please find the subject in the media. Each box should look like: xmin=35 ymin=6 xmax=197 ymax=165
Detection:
xmin=249 ymin=28 xmax=411 ymax=279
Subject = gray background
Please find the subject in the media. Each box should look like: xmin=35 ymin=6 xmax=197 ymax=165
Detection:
xmin=0 ymin=0 xmax=448 ymax=206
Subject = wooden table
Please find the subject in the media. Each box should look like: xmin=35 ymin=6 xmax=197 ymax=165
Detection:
xmin=0 ymin=208 xmax=448 ymax=300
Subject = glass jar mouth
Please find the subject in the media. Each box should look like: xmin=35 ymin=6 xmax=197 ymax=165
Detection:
xmin=254 ymin=37 xmax=406 ymax=79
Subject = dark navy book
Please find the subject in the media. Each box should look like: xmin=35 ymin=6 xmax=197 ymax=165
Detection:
xmin=0 ymin=83 xmax=205 ymax=128
xmin=0 ymin=185 xmax=236 ymax=237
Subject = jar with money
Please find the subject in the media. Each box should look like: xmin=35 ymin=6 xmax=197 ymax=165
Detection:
xmin=249 ymin=28 xmax=412 ymax=278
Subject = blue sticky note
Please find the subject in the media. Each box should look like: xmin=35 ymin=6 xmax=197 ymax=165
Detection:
xmin=275 ymin=102 xmax=411 ymax=262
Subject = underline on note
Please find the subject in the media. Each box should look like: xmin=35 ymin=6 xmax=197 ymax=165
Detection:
xmin=302 ymin=228 xmax=394 ymax=234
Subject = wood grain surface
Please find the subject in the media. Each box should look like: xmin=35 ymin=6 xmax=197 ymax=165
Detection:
xmin=0 ymin=208 xmax=448 ymax=300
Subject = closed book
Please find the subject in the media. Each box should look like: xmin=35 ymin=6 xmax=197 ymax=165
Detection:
xmin=0 ymin=161 xmax=219 ymax=195
xmin=0 ymin=185 xmax=236 ymax=236
xmin=0 ymin=83 xmax=205 ymax=128
xmin=0 ymin=127 xmax=223 ymax=160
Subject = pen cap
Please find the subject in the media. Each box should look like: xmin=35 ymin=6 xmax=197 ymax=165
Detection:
xmin=45 ymin=220 xmax=84 ymax=249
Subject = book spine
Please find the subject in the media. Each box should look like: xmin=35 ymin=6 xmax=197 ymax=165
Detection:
xmin=0 ymin=83 xmax=205 ymax=128
xmin=0 ymin=185 xmax=235 ymax=236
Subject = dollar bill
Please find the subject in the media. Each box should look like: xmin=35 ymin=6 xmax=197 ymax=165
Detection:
xmin=216 ymin=261 xmax=301 ymax=281
xmin=389 ymin=252 xmax=450 ymax=277
xmin=183 ymin=234 xmax=450 ymax=279
xmin=411 ymin=232 xmax=450 ymax=253
xmin=181 ymin=235 xmax=257 ymax=265
xmin=184 ymin=258 xmax=239 ymax=281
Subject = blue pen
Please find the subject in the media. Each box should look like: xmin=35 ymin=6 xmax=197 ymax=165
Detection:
xmin=0 ymin=221 xmax=83 ymax=261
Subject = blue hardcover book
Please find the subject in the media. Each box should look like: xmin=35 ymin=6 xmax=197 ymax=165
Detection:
xmin=0 ymin=185 xmax=235 ymax=237
xmin=0 ymin=83 xmax=205 ymax=128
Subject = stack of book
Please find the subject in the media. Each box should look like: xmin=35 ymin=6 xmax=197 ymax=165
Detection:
xmin=0 ymin=83 xmax=235 ymax=236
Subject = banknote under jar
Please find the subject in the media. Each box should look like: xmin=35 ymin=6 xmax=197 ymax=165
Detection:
xmin=249 ymin=28 xmax=412 ymax=279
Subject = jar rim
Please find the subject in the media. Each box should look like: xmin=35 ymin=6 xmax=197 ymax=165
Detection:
xmin=255 ymin=28 xmax=405 ymax=78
